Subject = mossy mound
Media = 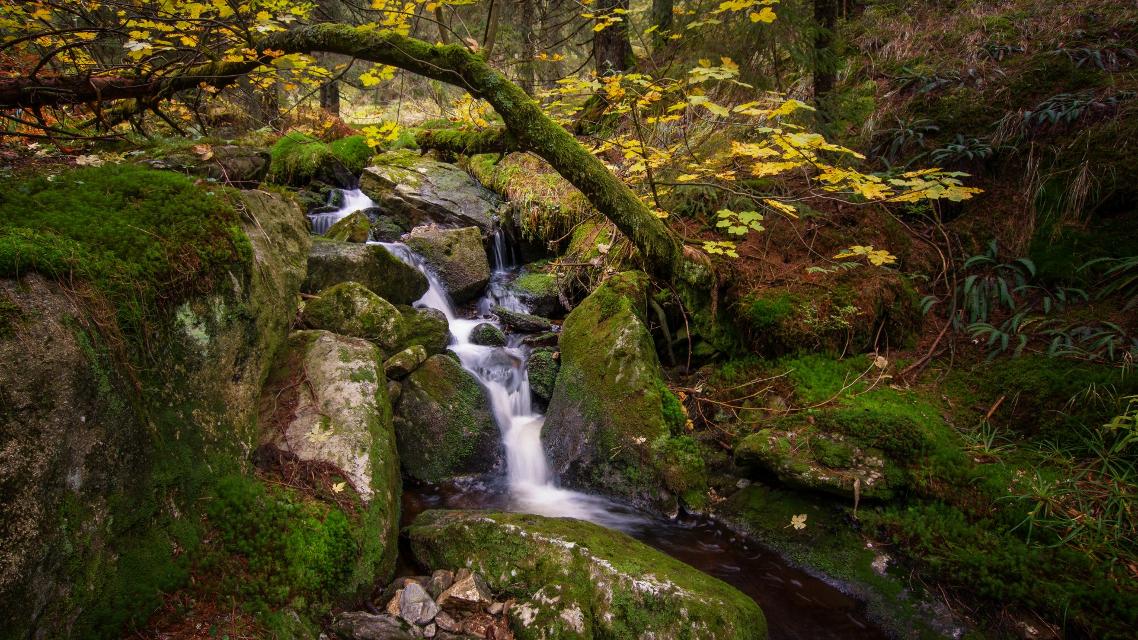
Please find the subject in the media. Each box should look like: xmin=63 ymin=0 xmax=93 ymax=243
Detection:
xmin=268 ymin=132 xmax=371 ymax=188
xmin=0 ymin=164 xmax=252 ymax=346
xmin=302 ymin=282 xmax=404 ymax=353
xmin=203 ymin=473 xmax=393 ymax=622
xmin=405 ymin=226 xmax=490 ymax=304
xmin=543 ymin=271 xmax=705 ymax=512
xmin=470 ymin=322 xmax=506 ymax=347
xmin=738 ymin=266 xmax=920 ymax=356
xmin=407 ymin=510 xmax=767 ymax=640
xmin=393 ymin=354 xmax=500 ymax=483
xmin=325 ymin=210 xmax=371 ymax=243
xmin=303 ymin=240 xmax=428 ymax=305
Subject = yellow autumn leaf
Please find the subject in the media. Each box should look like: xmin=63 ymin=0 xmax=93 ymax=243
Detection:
xmin=790 ymin=514 xmax=807 ymax=530
xmin=750 ymin=7 xmax=777 ymax=22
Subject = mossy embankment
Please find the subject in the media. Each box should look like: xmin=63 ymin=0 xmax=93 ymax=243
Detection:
xmin=0 ymin=164 xmax=330 ymax=637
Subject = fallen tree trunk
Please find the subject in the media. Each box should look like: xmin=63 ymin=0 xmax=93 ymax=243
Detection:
xmin=0 ymin=24 xmax=684 ymax=281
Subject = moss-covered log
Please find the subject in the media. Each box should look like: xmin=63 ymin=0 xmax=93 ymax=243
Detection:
xmin=0 ymin=24 xmax=684 ymax=280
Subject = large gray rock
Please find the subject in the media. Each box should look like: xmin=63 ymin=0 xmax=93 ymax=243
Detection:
xmin=0 ymin=188 xmax=309 ymax=637
xmin=406 ymin=226 xmax=491 ymax=304
xmin=407 ymin=510 xmax=767 ymax=640
xmin=258 ymin=330 xmax=397 ymax=505
xmin=304 ymin=240 xmax=428 ymax=305
xmin=393 ymin=354 xmax=500 ymax=483
xmin=359 ymin=150 xmax=499 ymax=231
xmin=543 ymin=272 xmax=704 ymax=512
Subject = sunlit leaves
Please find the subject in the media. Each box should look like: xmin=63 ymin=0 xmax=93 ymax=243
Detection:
xmin=834 ymin=245 xmax=898 ymax=267
xmin=716 ymin=209 xmax=764 ymax=236
xmin=703 ymin=240 xmax=740 ymax=258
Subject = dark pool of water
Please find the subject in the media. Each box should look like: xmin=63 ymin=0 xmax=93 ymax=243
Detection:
xmin=399 ymin=479 xmax=888 ymax=640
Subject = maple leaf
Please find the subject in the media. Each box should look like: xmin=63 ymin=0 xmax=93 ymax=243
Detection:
xmin=789 ymin=514 xmax=807 ymax=530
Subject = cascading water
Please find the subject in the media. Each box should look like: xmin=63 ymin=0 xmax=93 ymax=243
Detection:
xmin=380 ymin=235 xmax=644 ymax=528
xmin=316 ymin=188 xmax=886 ymax=638
xmin=308 ymin=188 xmax=373 ymax=234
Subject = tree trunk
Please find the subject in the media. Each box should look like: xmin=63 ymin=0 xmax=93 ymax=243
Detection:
xmin=813 ymin=0 xmax=838 ymax=107
xmin=482 ymin=0 xmax=501 ymax=58
xmin=651 ymin=0 xmax=673 ymax=51
xmin=516 ymin=0 xmax=538 ymax=94
xmin=594 ymin=0 xmax=633 ymax=75
xmin=319 ymin=76 xmax=340 ymax=116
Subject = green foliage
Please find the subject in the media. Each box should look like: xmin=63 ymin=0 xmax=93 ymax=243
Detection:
xmin=0 ymin=164 xmax=250 ymax=346
xmin=203 ymin=475 xmax=358 ymax=616
xmin=1082 ymin=255 xmax=1138 ymax=310
xmin=1022 ymin=90 xmax=1136 ymax=133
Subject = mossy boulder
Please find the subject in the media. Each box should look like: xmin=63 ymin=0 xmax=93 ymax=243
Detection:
xmin=302 ymin=282 xmax=404 ymax=353
xmin=396 ymin=305 xmax=450 ymax=356
xmin=268 ymin=132 xmax=367 ymax=188
xmin=509 ymin=269 xmax=565 ymax=318
xmin=393 ymin=354 xmax=500 ymax=483
xmin=407 ymin=510 xmax=767 ymax=640
xmin=470 ymin=322 xmax=507 ymax=347
xmin=326 ymin=210 xmax=371 ymax=243
xmin=359 ymin=150 xmax=499 ymax=231
xmin=0 ymin=179 xmax=309 ymax=637
xmin=492 ymin=305 xmax=552 ymax=333
xmin=304 ymin=240 xmax=428 ymax=305
xmin=542 ymin=271 xmax=703 ymax=512
xmin=384 ymin=344 xmax=427 ymax=380
xmin=405 ymin=226 xmax=491 ymax=304
xmin=525 ymin=347 xmax=558 ymax=403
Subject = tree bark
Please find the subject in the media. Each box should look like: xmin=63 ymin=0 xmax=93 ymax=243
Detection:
xmin=0 ymin=24 xmax=683 ymax=280
xmin=594 ymin=0 xmax=633 ymax=76
xmin=651 ymin=0 xmax=673 ymax=51
xmin=813 ymin=0 xmax=838 ymax=106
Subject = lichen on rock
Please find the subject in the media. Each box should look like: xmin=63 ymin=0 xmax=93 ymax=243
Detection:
xmin=406 ymin=510 xmax=767 ymax=640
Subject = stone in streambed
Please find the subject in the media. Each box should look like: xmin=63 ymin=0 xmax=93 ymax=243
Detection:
xmin=491 ymin=306 xmax=552 ymax=333
xmin=436 ymin=571 xmax=493 ymax=613
xmin=508 ymin=269 xmax=566 ymax=318
xmin=469 ymin=322 xmax=506 ymax=347
xmin=525 ymin=348 xmax=558 ymax=403
xmin=304 ymin=239 xmax=428 ymax=305
xmin=384 ymin=344 xmax=428 ymax=379
xmin=326 ymin=210 xmax=372 ymax=243
xmin=303 ymin=281 xmax=404 ymax=352
xmin=360 ymin=150 xmax=499 ymax=232
xmin=407 ymin=510 xmax=767 ymax=640
xmin=397 ymin=305 xmax=450 ymax=356
xmin=393 ymin=354 xmax=500 ymax=483
xmin=406 ymin=226 xmax=491 ymax=304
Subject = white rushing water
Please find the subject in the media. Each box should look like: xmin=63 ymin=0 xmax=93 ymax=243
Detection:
xmin=315 ymin=189 xmax=644 ymax=527
xmin=308 ymin=188 xmax=373 ymax=234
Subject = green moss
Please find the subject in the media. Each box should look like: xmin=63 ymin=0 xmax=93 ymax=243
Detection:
xmin=325 ymin=210 xmax=371 ymax=243
xmin=269 ymin=132 xmax=373 ymax=187
xmin=203 ymin=475 xmax=370 ymax=618
xmin=511 ymin=272 xmax=558 ymax=297
xmin=0 ymin=165 xmax=251 ymax=349
xmin=328 ymin=135 xmax=374 ymax=174
xmin=744 ymin=291 xmax=797 ymax=330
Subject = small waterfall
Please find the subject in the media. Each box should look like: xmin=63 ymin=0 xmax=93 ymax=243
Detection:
xmin=308 ymin=188 xmax=374 ymax=235
xmin=378 ymin=231 xmax=644 ymax=527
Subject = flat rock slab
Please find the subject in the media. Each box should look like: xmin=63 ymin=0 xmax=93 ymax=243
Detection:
xmin=360 ymin=150 xmax=499 ymax=232
xmin=407 ymin=510 xmax=767 ymax=640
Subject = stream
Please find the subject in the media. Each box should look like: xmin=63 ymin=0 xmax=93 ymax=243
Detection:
xmin=314 ymin=190 xmax=889 ymax=640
